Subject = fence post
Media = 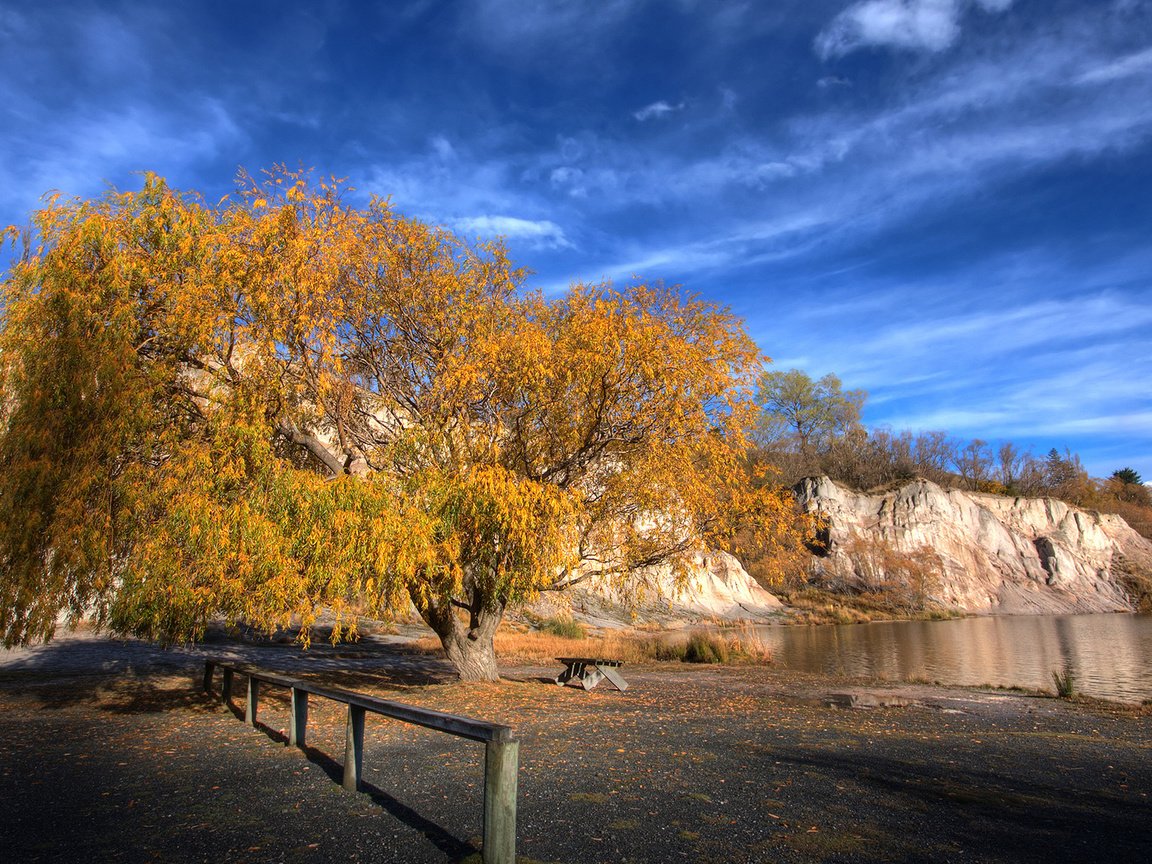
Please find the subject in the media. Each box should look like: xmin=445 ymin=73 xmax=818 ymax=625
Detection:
xmin=343 ymin=705 xmax=365 ymax=792
xmin=202 ymin=661 xmax=214 ymax=693
xmin=482 ymin=739 xmax=519 ymax=864
xmin=246 ymin=677 xmax=260 ymax=726
xmin=290 ymin=688 xmax=309 ymax=748
xmin=221 ymin=668 xmax=233 ymax=705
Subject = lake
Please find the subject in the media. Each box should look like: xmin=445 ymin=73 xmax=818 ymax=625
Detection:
xmin=725 ymin=614 xmax=1152 ymax=703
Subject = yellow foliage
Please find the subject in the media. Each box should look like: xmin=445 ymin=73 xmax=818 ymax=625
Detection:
xmin=0 ymin=168 xmax=804 ymax=668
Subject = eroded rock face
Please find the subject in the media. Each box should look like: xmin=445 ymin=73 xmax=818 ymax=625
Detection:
xmin=529 ymin=551 xmax=783 ymax=628
xmin=794 ymin=476 xmax=1149 ymax=614
xmin=640 ymin=551 xmax=784 ymax=620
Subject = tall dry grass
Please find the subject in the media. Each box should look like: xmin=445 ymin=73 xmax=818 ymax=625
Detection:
xmin=408 ymin=622 xmax=773 ymax=666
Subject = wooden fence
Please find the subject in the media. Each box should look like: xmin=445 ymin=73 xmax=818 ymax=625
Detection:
xmin=202 ymin=659 xmax=518 ymax=864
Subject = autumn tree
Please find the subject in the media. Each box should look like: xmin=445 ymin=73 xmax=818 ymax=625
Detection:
xmin=0 ymin=170 xmax=802 ymax=680
xmin=1106 ymin=468 xmax=1150 ymax=507
xmin=1111 ymin=467 xmax=1144 ymax=487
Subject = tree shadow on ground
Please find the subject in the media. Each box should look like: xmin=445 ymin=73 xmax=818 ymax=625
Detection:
xmin=0 ymin=629 xmax=462 ymax=715
xmin=0 ymin=668 xmax=220 ymax=715
xmin=765 ymin=746 xmax=1149 ymax=863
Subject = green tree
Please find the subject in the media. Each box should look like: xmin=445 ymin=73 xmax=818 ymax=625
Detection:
xmin=1106 ymin=468 xmax=1150 ymax=507
xmin=1112 ymin=467 xmax=1144 ymax=487
xmin=754 ymin=369 xmax=866 ymax=475
xmin=0 ymin=170 xmax=804 ymax=680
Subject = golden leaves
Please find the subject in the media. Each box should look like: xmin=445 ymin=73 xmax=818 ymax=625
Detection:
xmin=0 ymin=165 xmax=805 ymax=655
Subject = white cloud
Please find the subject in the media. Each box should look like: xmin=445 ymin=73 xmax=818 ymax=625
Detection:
xmin=460 ymin=0 xmax=638 ymax=55
xmin=549 ymin=166 xmax=587 ymax=198
xmin=816 ymin=0 xmax=1015 ymax=59
xmin=430 ymin=135 xmax=457 ymax=161
xmin=633 ymin=100 xmax=683 ymax=121
xmin=1076 ymin=46 xmax=1152 ymax=85
xmin=817 ymin=75 xmax=853 ymax=89
xmin=0 ymin=98 xmax=244 ymax=220
xmin=455 ymin=215 xmax=572 ymax=248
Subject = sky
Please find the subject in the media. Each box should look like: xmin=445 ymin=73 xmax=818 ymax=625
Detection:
xmin=1 ymin=0 xmax=1150 ymax=479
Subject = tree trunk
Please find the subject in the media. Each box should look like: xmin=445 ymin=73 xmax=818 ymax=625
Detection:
xmin=442 ymin=627 xmax=502 ymax=682
xmin=410 ymin=586 xmax=506 ymax=682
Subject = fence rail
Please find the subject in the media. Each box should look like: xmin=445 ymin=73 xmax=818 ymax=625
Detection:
xmin=202 ymin=659 xmax=518 ymax=864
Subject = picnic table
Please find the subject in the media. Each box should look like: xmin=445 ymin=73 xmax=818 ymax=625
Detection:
xmin=555 ymin=657 xmax=628 ymax=692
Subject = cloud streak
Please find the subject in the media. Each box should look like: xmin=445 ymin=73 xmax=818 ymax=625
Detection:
xmin=816 ymin=0 xmax=1016 ymax=58
xmin=0 ymin=0 xmax=1148 ymax=477
xmin=633 ymin=100 xmax=684 ymax=121
xmin=454 ymin=215 xmax=572 ymax=249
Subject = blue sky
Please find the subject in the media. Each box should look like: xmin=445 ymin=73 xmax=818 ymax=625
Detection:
xmin=2 ymin=0 xmax=1150 ymax=479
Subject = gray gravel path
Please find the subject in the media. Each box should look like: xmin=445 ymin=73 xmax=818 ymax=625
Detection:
xmin=1 ymin=629 xmax=1149 ymax=863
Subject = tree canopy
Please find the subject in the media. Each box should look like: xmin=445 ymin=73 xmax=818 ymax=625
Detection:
xmin=754 ymin=369 xmax=865 ymax=455
xmin=0 ymin=169 xmax=803 ymax=680
xmin=1112 ymin=467 xmax=1144 ymax=487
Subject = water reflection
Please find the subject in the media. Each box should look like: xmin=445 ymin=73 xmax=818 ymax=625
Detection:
xmin=718 ymin=614 xmax=1152 ymax=702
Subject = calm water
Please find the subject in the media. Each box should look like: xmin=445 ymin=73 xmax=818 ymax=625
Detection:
xmin=730 ymin=614 xmax=1152 ymax=702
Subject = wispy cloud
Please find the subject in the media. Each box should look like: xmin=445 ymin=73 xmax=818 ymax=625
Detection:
xmin=633 ymin=100 xmax=684 ymax=121
xmin=816 ymin=0 xmax=1015 ymax=59
xmin=0 ymin=99 xmax=245 ymax=222
xmin=458 ymin=0 xmax=638 ymax=57
xmin=769 ymin=286 xmax=1152 ymax=460
xmin=529 ymin=12 xmax=1152 ymax=284
xmin=1 ymin=0 xmax=1148 ymax=477
xmin=1076 ymin=45 xmax=1152 ymax=84
xmin=454 ymin=215 xmax=571 ymax=249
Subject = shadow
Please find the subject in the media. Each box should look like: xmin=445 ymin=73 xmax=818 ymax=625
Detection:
xmin=4 ymin=632 xmax=483 ymax=861
xmin=761 ymin=745 xmax=1150 ymax=862
xmin=0 ymin=627 xmax=464 ymax=714
xmin=1 ymin=666 xmax=223 ymax=716
xmin=233 ymin=714 xmax=476 ymax=861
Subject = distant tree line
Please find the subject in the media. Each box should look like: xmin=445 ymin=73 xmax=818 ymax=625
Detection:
xmin=754 ymin=369 xmax=1151 ymax=538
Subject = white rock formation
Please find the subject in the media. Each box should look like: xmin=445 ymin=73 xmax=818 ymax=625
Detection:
xmin=529 ymin=550 xmax=783 ymax=628
xmin=795 ymin=476 xmax=1150 ymax=614
xmin=640 ymin=551 xmax=784 ymax=620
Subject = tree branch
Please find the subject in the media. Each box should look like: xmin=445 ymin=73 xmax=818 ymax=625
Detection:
xmin=276 ymin=419 xmax=346 ymax=477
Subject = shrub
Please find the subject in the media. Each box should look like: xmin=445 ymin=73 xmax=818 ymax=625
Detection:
xmin=1052 ymin=667 xmax=1076 ymax=699
xmin=682 ymin=632 xmax=731 ymax=664
xmin=538 ymin=616 xmax=586 ymax=639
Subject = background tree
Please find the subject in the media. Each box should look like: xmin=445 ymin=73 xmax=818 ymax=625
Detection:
xmin=952 ymin=439 xmax=992 ymax=491
xmin=1111 ymin=467 xmax=1144 ymax=487
xmin=1041 ymin=448 xmax=1092 ymax=503
xmin=0 ymin=170 xmax=803 ymax=680
xmin=996 ymin=442 xmax=1027 ymax=492
xmin=754 ymin=368 xmax=866 ymax=475
xmin=1106 ymin=468 xmax=1150 ymax=506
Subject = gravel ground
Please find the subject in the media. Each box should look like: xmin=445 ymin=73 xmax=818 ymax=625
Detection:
xmin=0 ymin=629 xmax=1149 ymax=863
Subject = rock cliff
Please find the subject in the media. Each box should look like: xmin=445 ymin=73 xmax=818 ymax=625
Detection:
xmin=795 ymin=476 xmax=1151 ymax=614
xmin=528 ymin=551 xmax=784 ymax=628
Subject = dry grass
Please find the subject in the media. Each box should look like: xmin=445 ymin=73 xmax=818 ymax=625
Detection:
xmin=781 ymin=588 xmax=963 ymax=625
xmin=408 ymin=623 xmax=773 ymax=666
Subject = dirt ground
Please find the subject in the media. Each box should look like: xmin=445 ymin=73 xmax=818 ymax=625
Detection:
xmin=0 ymin=630 xmax=1149 ymax=863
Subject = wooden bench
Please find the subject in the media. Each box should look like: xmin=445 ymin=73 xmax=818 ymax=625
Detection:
xmin=555 ymin=657 xmax=628 ymax=692
xmin=202 ymin=659 xmax=518 ymax=864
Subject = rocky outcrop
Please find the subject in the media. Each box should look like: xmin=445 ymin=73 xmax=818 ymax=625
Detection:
xmin=528 ymin=551 xmax=784 ymax=628
xmin=795 ymin=476 xmax=1150 ymax=614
